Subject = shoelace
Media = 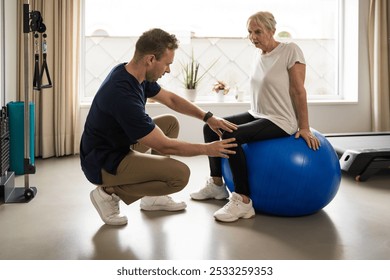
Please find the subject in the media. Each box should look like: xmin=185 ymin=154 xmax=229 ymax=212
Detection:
xmin=223 ymin=198 xmax=240 ymax=210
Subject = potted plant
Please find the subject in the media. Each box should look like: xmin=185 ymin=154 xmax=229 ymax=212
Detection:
xmin=181 ymin=50 xmax=217 ymax=101
xmin=212 ymin=80 xmax=230 ymax=102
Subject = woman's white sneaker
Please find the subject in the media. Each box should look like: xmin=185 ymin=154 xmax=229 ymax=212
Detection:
xmin=190 ymin=178 xmax=229 ymax=200
xmin=213 ymin=192 xmax=255 ymax=222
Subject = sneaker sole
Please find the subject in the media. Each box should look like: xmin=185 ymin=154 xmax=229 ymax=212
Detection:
xmin=190 ymin=195 xmax=229 ymax=201
xmin=90 ymin=191 xmax=128 ymax=226
xmin=214 ymin=211 xmax=256 ymax=223
xmin=140 ymin=205 xmax=187 ymax=211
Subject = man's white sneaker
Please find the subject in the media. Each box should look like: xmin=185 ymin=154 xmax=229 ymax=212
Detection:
xmin=190 ymin=178 xmax=229 ymax=200
xmin=90 ymin=187 xmax=128 ymax=226
xmin=213 ymin=192 xmax=255 ymax=222
xmin=140 ymin=196 xmax=187 ymax=211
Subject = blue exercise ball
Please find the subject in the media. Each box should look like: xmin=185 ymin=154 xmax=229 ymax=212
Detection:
xmin=222 ymin=130 xmax=341 ymax=216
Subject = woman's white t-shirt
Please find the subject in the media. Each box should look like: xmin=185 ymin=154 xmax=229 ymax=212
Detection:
xmin=248 ymin=42 xmax=306 ymax=135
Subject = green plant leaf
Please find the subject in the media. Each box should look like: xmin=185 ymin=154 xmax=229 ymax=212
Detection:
xmin=180 ymin=49 xmax=218 ymax=89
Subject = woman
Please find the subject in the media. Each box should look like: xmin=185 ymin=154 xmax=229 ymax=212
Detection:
xmin=190 ymin=11 xmax=320 ymax=222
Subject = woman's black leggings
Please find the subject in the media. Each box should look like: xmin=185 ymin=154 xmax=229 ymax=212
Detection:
xmin=203 ymin=112 xmax=289 ymax=196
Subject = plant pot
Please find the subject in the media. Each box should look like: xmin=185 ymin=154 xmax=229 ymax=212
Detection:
xmin=216 ymin=91 xmax=225 ymax=102
xmin=184 ymin=89 xmax=197 ymax=102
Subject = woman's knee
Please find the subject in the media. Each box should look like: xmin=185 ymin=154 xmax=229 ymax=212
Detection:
xmin=203 ymin=123 xmax=215 ymax=141
xmin=221 ymin=130 xmax=238 ymax=141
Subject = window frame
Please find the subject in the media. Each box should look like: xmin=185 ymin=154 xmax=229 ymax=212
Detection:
xmin=80 ymin=0 xmax=356 ymax=105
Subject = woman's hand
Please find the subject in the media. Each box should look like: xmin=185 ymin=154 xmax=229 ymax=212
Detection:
xmin=295 ymin=128 xmax=320 ymax=150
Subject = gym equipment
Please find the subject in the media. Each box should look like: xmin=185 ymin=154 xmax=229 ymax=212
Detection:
xmin=325 ymin=132 xmax=390 ymax=181
xmin=0 ymin=107 xmax=11 ymax=204
xmin=222 ymin=131 xmax=341 ymax=216
xmin=0 ymin=1 xmax=50 ymax=203
xmin=32 ymin=13 xmax=52 ymax=91
xmin=7 ymin=102 xmax=35 ymax=175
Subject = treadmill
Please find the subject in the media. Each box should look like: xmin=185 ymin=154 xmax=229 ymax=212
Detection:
xmin=325 ymin=132 xmax=390 ymax=181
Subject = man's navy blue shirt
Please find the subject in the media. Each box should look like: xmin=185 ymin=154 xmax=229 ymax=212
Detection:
xmin=80 ymin=63 xmax=161 ymax=184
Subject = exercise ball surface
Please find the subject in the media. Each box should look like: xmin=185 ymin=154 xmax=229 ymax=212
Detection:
xmin=222 ymin=131 xmax=341 ymax=216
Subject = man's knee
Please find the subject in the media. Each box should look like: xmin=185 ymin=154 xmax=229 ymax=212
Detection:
xmin=163 ymin=114 xmax=179 ymax=126
xmin=158 ymin=114 xmax=180 ymax=139
xmin=170 ymin=161 xmax=191 ymax=191
xmin=166 ymin=114 xmax=180 ymax=139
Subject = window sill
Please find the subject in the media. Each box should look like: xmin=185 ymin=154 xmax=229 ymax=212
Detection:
xmin=80 ymin=97 xmax=358 ymax=108
xmin=307 ymin=99 xmax=358 ymax=106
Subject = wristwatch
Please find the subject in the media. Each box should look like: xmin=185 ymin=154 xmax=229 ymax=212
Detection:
xmin=203 ymin=111 xmax=213 ymax=122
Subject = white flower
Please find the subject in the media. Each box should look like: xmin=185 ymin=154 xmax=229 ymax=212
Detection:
xmin=212 ymin=80 xmax=230 ymax=95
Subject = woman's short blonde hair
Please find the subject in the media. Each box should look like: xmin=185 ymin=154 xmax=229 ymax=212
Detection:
xmin=247 ymin=11 xmax=277 ymax=32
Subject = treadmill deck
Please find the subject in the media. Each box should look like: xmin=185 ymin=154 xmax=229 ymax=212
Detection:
xmin=325 ymin=133 xmax=390 ymax=181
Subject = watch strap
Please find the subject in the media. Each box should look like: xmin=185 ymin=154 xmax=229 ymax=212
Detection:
xmin=203 ymin=111 xmax=213 ymax=122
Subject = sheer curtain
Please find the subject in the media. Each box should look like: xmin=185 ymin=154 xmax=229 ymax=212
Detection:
xmin=368 ymin=0 xmax=390 ymax=131
xmin=17 ymin=0 xmax=80 ymax=158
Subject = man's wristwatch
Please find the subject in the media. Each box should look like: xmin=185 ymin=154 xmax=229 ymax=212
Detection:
xmin=203 ymin=111 xmax=213 ymax=122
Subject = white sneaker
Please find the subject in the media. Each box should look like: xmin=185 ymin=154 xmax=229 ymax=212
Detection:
xmin=213 ymin=192 xmax=255 ymax=222
xmin=90 ymin=187 xmax=128 ymax=226
xmin=140 ymin=196 xmax=187 ymax=211
xmin=190 ymin=178 xmax=229 ymax=200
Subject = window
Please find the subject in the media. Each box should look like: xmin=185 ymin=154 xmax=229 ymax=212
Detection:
xmin=0 ymin=0 xmax=4 ymax=106
xmin=82 ymin=0 xmax=340 ymax=102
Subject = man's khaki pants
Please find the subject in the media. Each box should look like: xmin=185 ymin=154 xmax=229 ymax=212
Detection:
xmin=99 ymin=114 xmax=190 ymax=205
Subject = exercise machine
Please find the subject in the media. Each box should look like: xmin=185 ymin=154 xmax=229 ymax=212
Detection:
xmin=0 ymin=1 xmax=50 ymax=203
xmin=326 ymin=132 xmax=390 ymax=181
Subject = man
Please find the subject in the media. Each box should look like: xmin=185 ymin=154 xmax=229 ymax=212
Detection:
xmin=80 ymin=28 xmax=238 ymax=226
